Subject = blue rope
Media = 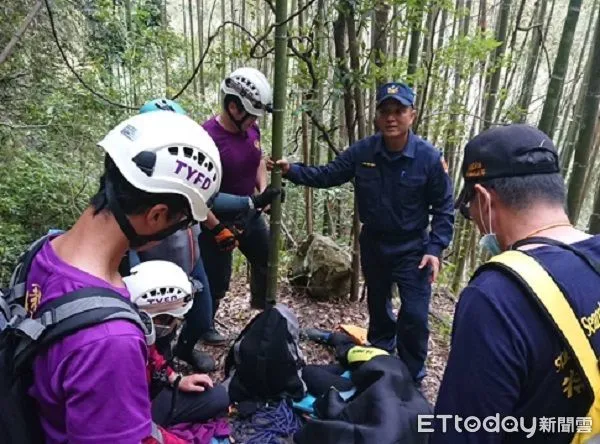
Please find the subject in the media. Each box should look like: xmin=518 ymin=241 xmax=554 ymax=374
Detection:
xmin=233 ymin=400 xmax=303 ymax=444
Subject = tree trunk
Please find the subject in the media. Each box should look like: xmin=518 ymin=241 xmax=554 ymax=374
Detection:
xmin=347 ymin=2 xmax=366 ymax=302
xmin=581 ymin=119 xmax=600 ymax=199
xmin=197 ymin=0 xmax=204 ymax=96
xmin=452 ymin=222 xmax=473 ymax=294
xmin=538 ymin=0 xmax=582 ymax=136
xmin=182 ymin=0 xmax=188 ymax=68
xmin=483 ymin=0 xmax=511 ymax=129
xmin=415 ymin=4 xmax=439 ymax=133
xmin=444 ymin=0 xmax=469 ymax=175
xmin=221 ymin=0 xmax=226 ymax=79
xmin=334 ymin=9 xmax=354 ymax=142
xmin=372 ymin=0 xmax=389 ymax=83
xmin=241 ymin=0 xmax=246 ymax=30
xmin=425 ymin=4 xmax=448 ymax=142
xmin=298 ymin=0 xmax=313 ymax=235
xmin=266 ymin=0 xmax=290 ymax=302
xmin=407 ymin=4 xmax=423 ymax=83
xmin=323 ymin=96 xmax=339 ymax=236
xmin=561 ymin=54 xmax=591 ymax=178
xmin=567 ymin=5 xmax=600 ymax=225
xmin=391 ymin=3 xmax=399 ymax=67
xmin=125 ymin=0 xmax=137 ymax=107
xmin=516 ymin=0 xmax=547 ymax=122
xmin=230 ymin=0 xmax=236 ymax=58
xmin=162 ymin=0 xmax=170 ymax=92
xmin=188 ymin=0 xmax=198 ymax=97
xmin=558 ymin=1 xmax=597 ymax=170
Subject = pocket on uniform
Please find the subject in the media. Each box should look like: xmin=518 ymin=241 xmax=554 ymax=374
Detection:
xmin=394 ymin=175 xmax=427 ymax=210
xmin=355 ymin=168 xmax=381 ymax=219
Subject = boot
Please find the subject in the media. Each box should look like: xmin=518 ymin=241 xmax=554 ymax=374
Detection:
xmin=201 ymin=298 xmax=228 ymax=344
xmin=174 ymin=338 xmax=216 ymax=373
xmin=301 ymin=327 xmax=332 ymax=344
xmin=201 ymin=328 xmax=228 ymax=344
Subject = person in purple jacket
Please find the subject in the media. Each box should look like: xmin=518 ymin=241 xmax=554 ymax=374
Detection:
xmin=199 ymin=67 xmax=275 ymax=324
xmin=24 ymin=110 xmax=223 ymax=444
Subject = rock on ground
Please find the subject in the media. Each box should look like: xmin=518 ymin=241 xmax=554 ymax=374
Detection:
xmin=288 ymin=234 xmax=352 ymax=301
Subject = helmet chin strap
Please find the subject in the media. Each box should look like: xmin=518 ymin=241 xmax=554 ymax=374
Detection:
xmin=105 ymin=179 xmax=192 ymax=249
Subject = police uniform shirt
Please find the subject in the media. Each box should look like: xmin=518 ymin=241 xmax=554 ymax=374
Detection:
xmin=432 ymin=235 xmax=600 ymax=443
xmin=284 ymin=130 xmax=454 ymax=256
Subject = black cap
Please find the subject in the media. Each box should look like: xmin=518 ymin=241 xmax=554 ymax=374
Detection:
xmin=454 ymin=124 xmax=560 ymax=210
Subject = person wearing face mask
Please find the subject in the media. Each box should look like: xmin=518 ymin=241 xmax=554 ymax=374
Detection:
xmin=124 ymin=260 xmax=230 ymax=430
xmin=432 ymin=124 xmax=600 ymax=443
xmin=267 ymin=82 xmax=455 ymax=386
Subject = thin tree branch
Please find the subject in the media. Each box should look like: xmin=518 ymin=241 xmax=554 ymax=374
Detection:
xmin=516 ymin=23 xmax=543 ymax=32
xmin=0 ymin=1 xmax=43 ymax=65
xmin=250 ymin=0 xmax=318 ymax=58
xmin=0 ymin=121 xmax=52 ymax=129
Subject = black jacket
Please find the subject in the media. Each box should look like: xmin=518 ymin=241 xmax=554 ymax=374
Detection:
xmin=294 ymin=355 xmax=432 ymax=444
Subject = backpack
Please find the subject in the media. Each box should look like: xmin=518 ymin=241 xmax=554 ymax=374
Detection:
xmin=0 ymin=233 xmax=152 ymax=443
xmin=224 ymin=303 xmax=307 ymax=403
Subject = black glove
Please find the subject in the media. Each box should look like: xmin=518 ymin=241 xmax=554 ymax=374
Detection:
xmin=251 ymin=185 xmax=282 ymax=210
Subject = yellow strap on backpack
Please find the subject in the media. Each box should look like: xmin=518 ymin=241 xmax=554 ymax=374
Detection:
xmin=488 ymin=250 xmax=600 ymax=443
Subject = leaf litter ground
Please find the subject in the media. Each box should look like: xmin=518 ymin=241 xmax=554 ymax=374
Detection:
xmin=194 ymin=273 xmax=456 ymax=406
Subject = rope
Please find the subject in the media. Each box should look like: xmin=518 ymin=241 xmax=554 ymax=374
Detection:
xmin=232 ymin=400 xmax=303 ymax=444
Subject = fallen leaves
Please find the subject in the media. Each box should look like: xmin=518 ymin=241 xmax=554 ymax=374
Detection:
xmin=192 ymin=273 xmax=456 ymax=406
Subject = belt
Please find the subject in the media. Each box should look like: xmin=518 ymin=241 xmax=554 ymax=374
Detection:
xmin=361 ymin=226 xmax=426 ymax=242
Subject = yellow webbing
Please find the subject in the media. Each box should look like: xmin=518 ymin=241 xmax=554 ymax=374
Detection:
xmin=489 ymin=250 xmax=600 ymax=443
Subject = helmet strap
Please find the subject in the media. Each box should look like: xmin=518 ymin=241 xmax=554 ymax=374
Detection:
xmin=224 ymin=99 xmax=252 ymax=133
xmin=105 ymin=179 xmax=193 ymax=248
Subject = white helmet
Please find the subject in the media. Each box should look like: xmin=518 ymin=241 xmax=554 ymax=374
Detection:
xmin=97 ymin=111 xmax=222 ymax=222
xmin=221 ymin=67 xmax=273 ymax=117
xmin=123 ymin=260 xmax=194 ymax=318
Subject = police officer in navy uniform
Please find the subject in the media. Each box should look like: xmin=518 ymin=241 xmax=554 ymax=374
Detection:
xmin=433 ymin=124 xmax=600 ymax=443
xmin=268 ymin=82 xmax=455 ymax=384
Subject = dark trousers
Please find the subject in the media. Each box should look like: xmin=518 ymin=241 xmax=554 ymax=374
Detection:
xmin=151 ymin=385 xmax=229 ymax=427
xmin=199 ymin=211 xmax=271 ymax=311
xmin=178 ymin=255 xmax=214 ymax=349
xmin=359 ymin=229 xmax=432 ymax=383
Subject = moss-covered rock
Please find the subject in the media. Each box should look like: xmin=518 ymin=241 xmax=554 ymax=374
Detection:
xmin=289 ymin=234 xmax=352 ymax=300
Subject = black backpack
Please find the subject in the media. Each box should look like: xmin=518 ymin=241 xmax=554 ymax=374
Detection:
xmin=0 ymin=233 xmax=151 ymax=443
xmin=224 ymin=303 xmax=307 ymax=403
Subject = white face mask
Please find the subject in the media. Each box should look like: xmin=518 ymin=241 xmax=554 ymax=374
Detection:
xmin=477 ymin=194 xmax=502 ymax=256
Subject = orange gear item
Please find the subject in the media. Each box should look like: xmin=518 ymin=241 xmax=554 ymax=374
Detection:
xmin=337 ymin=324 xmax=368 ymax=345
xmin=214 ymin=226 xmax=238 ymax=252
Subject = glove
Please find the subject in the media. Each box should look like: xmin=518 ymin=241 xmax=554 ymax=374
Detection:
xmin=210 ymin=223 xmax=238 ymax=252
xmin=251 ymin=185 xmax=282 ymax=210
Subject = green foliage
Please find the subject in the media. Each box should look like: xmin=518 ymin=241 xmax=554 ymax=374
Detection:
xmin=0 ymin=148 xmax=97 ymax=284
